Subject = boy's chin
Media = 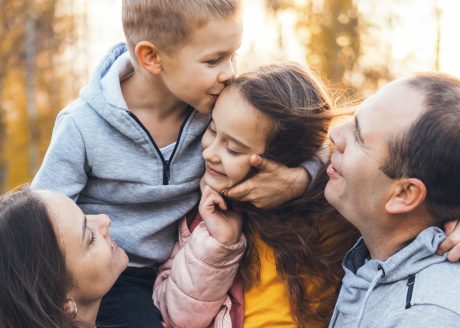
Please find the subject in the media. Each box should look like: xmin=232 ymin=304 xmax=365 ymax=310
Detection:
xmin=192 ymin=103 xmax=211 ymax=115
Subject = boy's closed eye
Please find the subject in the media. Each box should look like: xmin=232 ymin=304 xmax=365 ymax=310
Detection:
xmin=206 ymin=58 xmax=222 ymax=66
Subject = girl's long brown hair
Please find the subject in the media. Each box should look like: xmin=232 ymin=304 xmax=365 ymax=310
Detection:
xmin=231 ymin=63 xmax=359 ymax=327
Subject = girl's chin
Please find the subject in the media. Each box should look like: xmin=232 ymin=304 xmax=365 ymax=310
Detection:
xmin=203 ymin=175 xmax=230 ymax=192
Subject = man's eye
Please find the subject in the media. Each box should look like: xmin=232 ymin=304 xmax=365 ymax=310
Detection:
xmin=352 ymin=129 xmax=359 ymax=142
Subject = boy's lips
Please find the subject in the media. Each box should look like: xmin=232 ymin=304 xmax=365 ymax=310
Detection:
xmin=206 ymin=164 xmax=226 ymax=177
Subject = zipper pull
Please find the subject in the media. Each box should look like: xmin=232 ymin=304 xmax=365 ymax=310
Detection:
xmin=405 ymin=274 xmax=416 ymax=309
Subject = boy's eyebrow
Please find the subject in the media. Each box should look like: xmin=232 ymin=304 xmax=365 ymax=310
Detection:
xmin=204 ymin=48 xmax=238 ymax=58
xmin=227 ymin=134 xmax=250 ymax=150
xmin=354 ymin=116 xmax=364 ymax=144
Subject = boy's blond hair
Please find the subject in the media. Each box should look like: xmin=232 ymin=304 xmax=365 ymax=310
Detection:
xmin=122 ymin=0 xmax=242 ymax=56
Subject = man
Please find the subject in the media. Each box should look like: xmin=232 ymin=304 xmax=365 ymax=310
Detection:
xmin=325 ymin=73 xmax=460 ymax=327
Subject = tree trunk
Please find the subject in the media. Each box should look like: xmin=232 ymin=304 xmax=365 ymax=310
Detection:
xmin=26 ymin=14 xmax=39 ymax=176
xmin=0 ymin=77 xmax=6 ymax=192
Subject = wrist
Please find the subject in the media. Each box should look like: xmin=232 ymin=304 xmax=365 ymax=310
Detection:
xmin=215 ymin=234 xmax=240 ymax=246
xmin=291 ymin=167 xmax=309 ymax=198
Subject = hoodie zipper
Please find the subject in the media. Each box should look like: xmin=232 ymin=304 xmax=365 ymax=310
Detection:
xmin=405 ymin=274 xmax=416 ymax=309
xmin=128 ymin=108 xmax=193 ymax=185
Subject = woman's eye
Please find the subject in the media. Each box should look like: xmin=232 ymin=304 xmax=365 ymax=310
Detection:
xmin=207 ymin=125 xmax=216 ymax=134
xmin=89 ymin=228 xmax=96 ymax=245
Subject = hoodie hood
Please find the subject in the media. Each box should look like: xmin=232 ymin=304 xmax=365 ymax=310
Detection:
xmin=79 ymin=42 xmax=209 ymax=148
xmin=80 ymin=43 xmax=135 ymax=137
xmin=330 ymin=227 xmax=448 ymax=328
xmin=343 ymin=227 xmax=446 ymax=284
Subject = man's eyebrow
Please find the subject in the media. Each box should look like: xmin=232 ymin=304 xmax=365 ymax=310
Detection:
xmin=354 ymin=115 xmax=364 ymax=144
xmin=81 ymin=215 xmax=87 ymax=244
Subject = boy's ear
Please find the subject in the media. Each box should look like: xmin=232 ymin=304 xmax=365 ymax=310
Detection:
xmin=134 ymin=41 xmax=162 ymax=74
xmin=385 ymin=178 xmax=426 ymax=215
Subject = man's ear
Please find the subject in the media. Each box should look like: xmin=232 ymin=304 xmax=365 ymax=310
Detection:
xmin=134 ymin=41 xmax=162 ymax=74
xmin=385 ymin=178 xmax=426 ymax=214
xmin=63 ymin=298 xmax=78 ymax=319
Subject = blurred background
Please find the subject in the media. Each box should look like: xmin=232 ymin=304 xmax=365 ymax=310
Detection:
xmin=1 ymin=0 xmax=459 ymax=192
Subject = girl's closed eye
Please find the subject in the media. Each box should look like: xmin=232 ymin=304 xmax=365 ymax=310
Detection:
xmin=226 ymin=147 xmax=242 ymax=156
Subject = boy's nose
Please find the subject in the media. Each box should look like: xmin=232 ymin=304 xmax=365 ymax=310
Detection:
xmin=218 ymin=60 xmax=236 ymax=84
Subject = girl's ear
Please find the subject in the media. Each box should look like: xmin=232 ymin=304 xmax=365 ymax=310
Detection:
xmin=63 ymin=298 xmax=78 ymax=319
xmin=385 ymin=178 xmax=426 ymax=214
xmin=134 ymin=41 xmax=162 ymax=74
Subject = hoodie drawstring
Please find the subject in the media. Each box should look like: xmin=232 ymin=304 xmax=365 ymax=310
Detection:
xmin=355 ymin=265 xmax=386 ymax=328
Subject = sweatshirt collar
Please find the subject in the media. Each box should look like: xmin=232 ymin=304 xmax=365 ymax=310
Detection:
xmin=343 ymin=226 xmax=447 ymax=284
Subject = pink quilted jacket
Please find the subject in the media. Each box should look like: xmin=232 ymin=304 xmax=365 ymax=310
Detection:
xmin=153 ymin=213 xmax=246 ymax=328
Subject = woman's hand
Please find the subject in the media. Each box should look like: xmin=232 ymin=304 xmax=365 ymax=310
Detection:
xmin=225 ymin=154 xmax=309 ymax=208
xmin=199 ymin=185 xmax=243 ymax=245
xmin=437 ymin=219 xmax=460 ymax=262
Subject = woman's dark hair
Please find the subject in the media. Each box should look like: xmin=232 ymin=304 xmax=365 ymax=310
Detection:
xmin=0 ymin=187 xmax=77 ymax=328
xmin=231 ymin=62 xmax=358 ymax=327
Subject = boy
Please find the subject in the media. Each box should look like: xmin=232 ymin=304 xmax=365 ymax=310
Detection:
xmin=32 ymin=1 xmax=311 ymax=326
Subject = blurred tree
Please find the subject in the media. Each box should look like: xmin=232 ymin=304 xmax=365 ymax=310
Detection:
xmin=0 ymin=0 xmax=79 ymax=192
xmin=264 ymin=0 xmax=394 ymax=93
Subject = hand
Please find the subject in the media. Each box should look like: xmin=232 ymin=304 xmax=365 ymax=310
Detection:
xmin=225 ymin=154 xmax=309 ymax=208
xmin=437 ymin=219 xmax=460 ymax=262
xmin=199 ymin=185 xmax=243 ymax=245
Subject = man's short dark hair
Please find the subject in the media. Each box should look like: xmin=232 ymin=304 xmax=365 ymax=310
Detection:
xmin=380 ymin=73 xmax=460 ymax=223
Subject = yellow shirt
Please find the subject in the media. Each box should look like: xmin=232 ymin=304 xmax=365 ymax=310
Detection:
xmin=244 ymin=237 xmax=297 ymax=328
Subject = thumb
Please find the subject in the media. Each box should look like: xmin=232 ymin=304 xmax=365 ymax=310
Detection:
xmin=250 ymin=154 xmax=278 ymax=172
xmin=444 ymin=220 xmax=459 ymax=236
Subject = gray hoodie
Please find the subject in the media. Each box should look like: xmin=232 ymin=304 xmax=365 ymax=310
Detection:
xmin=330 ymin=227 xmax=460 ymax=328
xmin=32 ymin=43 xmax=209 ymax=265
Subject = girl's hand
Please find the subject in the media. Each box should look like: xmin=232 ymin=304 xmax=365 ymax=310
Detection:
xmin=437 ymin=219 xmax=460 ymax=262
xmin=225 ymin=154 xmax=309 ymax=208
xmin=199 ymin=185 xmax=243 ymax=245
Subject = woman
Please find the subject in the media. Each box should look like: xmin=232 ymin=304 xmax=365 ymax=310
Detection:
xmin=0 ymin=187 xmax=128 ymax=327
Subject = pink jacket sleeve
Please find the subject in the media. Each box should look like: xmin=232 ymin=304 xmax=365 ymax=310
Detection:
xmin=153 ymin=217 xmax=246 ymax=328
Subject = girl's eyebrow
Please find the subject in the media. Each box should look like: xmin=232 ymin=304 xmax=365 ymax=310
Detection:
xmin=226 ymin=134 xmax=250 ymax=150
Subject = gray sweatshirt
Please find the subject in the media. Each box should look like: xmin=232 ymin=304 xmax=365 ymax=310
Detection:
xmin=330 ymin=227 xmax=460 ymax=328
xmin=32 ymin=43 xmax=209 ymax=265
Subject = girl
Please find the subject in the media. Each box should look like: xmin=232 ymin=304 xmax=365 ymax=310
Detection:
xmin=153 ymin=62 xmax=358 ymax=327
